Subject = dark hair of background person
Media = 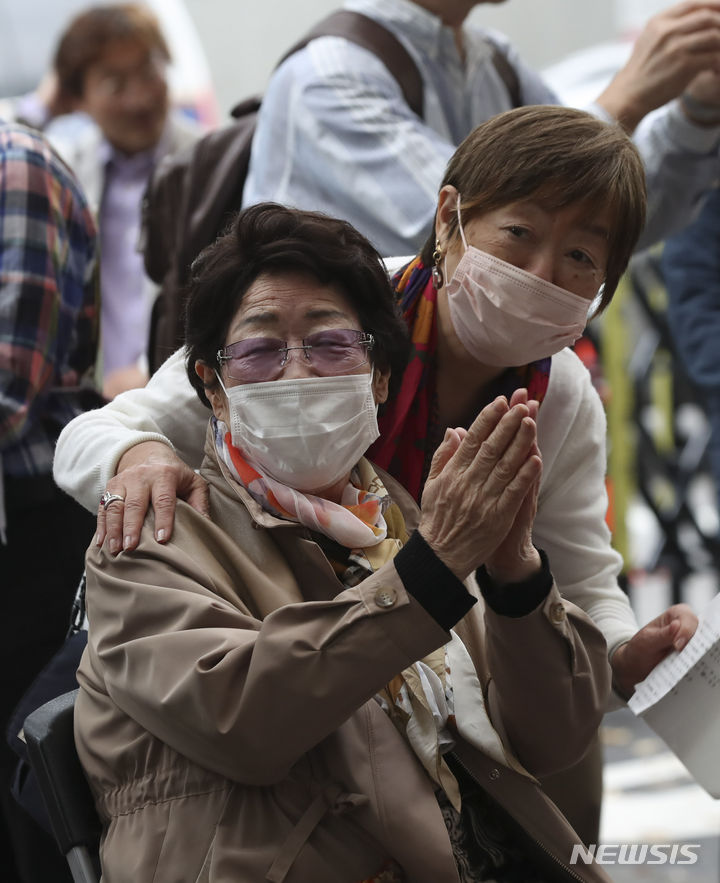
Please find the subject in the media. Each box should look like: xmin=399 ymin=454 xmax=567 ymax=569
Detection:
xmin=184 ymin=202 xmax=411 ymax=407
xmin=54 ymin=2 xmax=171 ymax=101
xmin=420 ymin=105 xmax=647 ymax=311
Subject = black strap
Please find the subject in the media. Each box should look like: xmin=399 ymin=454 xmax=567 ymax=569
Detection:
xmin=489 ymin=44 xmax=522 ymax=108
xmin=278 ymin=11 xmax=523 ymax=116
xmin=278 ymin=9 xmax=425 ymax=119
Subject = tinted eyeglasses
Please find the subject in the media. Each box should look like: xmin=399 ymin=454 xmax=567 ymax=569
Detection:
xmin=216 ymin=328 xmax=374 ymax=383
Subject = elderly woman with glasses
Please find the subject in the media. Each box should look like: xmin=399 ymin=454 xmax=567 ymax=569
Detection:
xmin=74 ymin=200 xmax=612 ymax=883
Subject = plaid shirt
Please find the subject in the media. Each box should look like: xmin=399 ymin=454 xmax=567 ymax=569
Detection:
xmin=0 ymin=122 xmax=100 ymax=478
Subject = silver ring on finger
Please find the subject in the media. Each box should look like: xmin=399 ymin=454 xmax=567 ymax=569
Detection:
xmin=100 ymin=491 xmax=125 ymax=511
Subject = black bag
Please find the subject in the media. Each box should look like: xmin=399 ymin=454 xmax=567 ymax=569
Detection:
xmin=7 ymin=576 xmax=88 ymax=834
xmin=143 ymin=9 xmax=426 ymax=373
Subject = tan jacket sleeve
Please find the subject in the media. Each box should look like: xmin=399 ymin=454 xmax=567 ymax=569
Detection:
xmin=481 ymin=585 xmax=611 ymax=778
xmin=82 ymin=506 xmax=450 ymax=786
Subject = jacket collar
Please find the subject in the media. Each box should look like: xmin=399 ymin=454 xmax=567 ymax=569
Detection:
xmin=199 ymin=420 xmax=421 ymax=535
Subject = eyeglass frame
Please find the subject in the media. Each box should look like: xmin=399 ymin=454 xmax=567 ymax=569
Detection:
xmin=92 ymin=51 xmax=168 ymax=99
xmin=216 ymin=329 xmax=375 ymax=382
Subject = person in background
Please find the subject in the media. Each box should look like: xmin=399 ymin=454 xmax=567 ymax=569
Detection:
xmin=662 ymin=186 xmax=720 ymax=533
xmin=243 ymin=0 xmax=720 ymax=257
xmin=0 ymin=0 xmax=219 ymax=131
xmin=47 ymin=3 xmax=200 ymax=398
xmin=0 ymin=122 xmax=101 ymax=883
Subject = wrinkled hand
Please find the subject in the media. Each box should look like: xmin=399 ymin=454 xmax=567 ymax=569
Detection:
xmin=596 ymin=2 xmax=720 ymax=131
xmin=96 ymin=441 xmax=209 ymax=555
xmin=418 ymin=396 xmax=542 ymax=581
xmin=484 ymin=389 xmax=542 ymax=584
xmin=611 ymin=603 xmax=699 ymax=699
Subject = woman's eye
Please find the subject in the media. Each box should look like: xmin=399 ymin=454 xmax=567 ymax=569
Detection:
xmin=506 ymin=225 xmax=527 ymax=238
xmin=569 ymin=249 xmax=594 ymax=267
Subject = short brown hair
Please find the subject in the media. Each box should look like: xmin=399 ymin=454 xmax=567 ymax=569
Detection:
xmin=421 ymin=105 xmax=647 ymax=311
xmin=54 ymin=3 xmax=170 ymax=101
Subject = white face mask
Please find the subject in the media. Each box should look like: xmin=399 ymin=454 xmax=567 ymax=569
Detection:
xmin=216 ymin=372 xmax=380 ymax=492
xmin=445 ymin=196 xmax=592 ymax=366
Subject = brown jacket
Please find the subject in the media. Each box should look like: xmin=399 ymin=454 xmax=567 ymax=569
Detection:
xmin=76 ymin=428 xmax=612 ymax=882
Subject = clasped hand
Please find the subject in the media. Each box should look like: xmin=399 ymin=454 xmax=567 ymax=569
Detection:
xmin=418 ymin=392 xmax=542 ymax=583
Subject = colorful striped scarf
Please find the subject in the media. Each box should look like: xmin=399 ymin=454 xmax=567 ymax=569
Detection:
xmin=369 ymin=258 xmax=551 ymax=501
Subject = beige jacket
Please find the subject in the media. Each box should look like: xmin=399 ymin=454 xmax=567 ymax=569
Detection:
xmin=76 ymin=428 xmax=612 ymax=883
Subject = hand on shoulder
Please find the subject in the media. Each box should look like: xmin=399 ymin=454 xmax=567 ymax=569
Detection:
xmin=97 ymin=441 xmax=209 ymax=555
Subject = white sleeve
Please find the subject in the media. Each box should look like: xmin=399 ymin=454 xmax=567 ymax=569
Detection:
xmin=585 ymin=99 xmax=720 ymax=251
xmin=243 ymin=38 xmax=455 ymax=258
xmin=532 ymin=349 xmax=638 ymax=659
xmin=53 ymin=348 xmax=209 ymax=512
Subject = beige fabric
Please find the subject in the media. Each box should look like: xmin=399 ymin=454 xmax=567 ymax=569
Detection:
xmin=75 ymin=425 xmax=613 ymax=883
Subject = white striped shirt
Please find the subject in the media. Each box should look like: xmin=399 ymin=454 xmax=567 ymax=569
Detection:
xmin=243 ymin=0 xmax=720 ymax=257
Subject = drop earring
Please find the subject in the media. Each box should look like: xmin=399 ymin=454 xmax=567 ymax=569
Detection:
xmin=431 ymin=241 xmax=444 ymax=289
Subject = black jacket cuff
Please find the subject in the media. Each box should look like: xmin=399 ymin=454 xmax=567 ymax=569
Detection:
xmin=393 ymin=531 xmax=476 ymax=631
xmin=476 ymin=548 xmax=553 ymax=618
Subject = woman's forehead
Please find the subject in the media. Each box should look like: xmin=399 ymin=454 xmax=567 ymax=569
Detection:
xmin=242 ymin=272 xmax=347 ymax=307
xmin=229 ymin=272 xmax=360 ymax=335
xmin=468 ymin=197 xmax=613 ymax=237
xmin=523 ymin=185 xmax=617 ymax=223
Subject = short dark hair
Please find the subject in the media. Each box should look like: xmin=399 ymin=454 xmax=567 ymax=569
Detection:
xmin=420 ymin=105 xmax=647 ymax=311
xmin=54 ymin=3 xmax=170 ymax=101
xmin=184 ymin=203 xmax=410 ymax=408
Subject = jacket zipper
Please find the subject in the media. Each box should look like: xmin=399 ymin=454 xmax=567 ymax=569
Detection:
xmin=447 ymin=751 xmax=586 ymax=883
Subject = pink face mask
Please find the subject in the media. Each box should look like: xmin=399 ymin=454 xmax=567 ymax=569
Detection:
xmin=445 ymin=197 xmax=592 ymax=367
